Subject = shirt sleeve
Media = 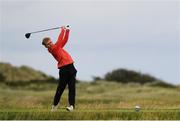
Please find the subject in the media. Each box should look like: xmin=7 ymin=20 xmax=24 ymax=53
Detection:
xmin=60 ymin=29 xmax=70 ymax=48
xmin=55 ymin=28 xmax=66 ymax=48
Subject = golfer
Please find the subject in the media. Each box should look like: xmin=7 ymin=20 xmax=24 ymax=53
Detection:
xmin=42 ymin=26 xmax=77 ymax=112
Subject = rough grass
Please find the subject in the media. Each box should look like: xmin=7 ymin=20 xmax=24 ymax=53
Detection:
xmin=0 ymin=81 xmax=180 ymax=120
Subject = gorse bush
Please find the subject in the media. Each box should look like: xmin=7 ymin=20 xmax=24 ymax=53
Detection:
xmin=100 ymin=68 xmax=175 ymax=88
xmin=105 ymin=69 xmax=157 ymax=84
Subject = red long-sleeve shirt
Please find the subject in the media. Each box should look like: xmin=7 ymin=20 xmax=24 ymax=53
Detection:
xmin=48 ymin=28 xmax=74 ymax=68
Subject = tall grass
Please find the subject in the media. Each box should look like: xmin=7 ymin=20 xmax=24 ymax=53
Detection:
xmin=0 ymin=81 xmax=180 ymax=120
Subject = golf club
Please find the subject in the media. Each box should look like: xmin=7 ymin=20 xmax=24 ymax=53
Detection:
xmin=25 ymin=25 xmax=69 ymax=39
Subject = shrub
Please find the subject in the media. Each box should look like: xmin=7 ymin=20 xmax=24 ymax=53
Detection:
xmin=102 ymin=68 xmax=175 ymax=88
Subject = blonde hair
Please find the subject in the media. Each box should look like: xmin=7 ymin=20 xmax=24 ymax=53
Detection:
xmin=42 ymin=37 xmax=51 ymax=45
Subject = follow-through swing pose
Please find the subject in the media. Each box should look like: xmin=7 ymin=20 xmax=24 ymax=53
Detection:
xmin=42 ymin=26 xmax=77 ymax=112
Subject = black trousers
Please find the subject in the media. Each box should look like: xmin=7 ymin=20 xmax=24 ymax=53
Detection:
xmin=53 ymin=63 xmax=77 ymax=107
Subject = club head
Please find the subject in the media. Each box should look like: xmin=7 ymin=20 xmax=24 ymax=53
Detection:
xmin=25 ymin=33 xmax=31 ymax=39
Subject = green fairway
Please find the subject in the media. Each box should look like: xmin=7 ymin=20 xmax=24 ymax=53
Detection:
xmin=0 ymin=81 xmax=180 ymax=120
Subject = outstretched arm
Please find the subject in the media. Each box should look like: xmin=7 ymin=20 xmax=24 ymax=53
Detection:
xmin=55 ymin=27 xmax=66 ymax=47
xmin=60 ymin=29 xmax=70 ymax=48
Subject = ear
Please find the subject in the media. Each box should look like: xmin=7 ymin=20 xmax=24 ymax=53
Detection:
xmin=46 ymin=44 xmax=51 ymax=48
xmin=44 ymin=44 xmax=48 ymax=48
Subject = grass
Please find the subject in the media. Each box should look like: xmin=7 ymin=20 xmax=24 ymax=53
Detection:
xmin=1 ymin=109 xmax=180 ymax=120
xmin=0 ymin=81 xmax=180 ymax=120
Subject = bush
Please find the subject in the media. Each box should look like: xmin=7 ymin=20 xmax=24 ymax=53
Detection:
xmin=104 ymin=68 xmax=157 ymax=84
xmin=102 ymin=68 xmax=175 ymax=88
xmin=92 ymin=76 xmax=103 ymax=81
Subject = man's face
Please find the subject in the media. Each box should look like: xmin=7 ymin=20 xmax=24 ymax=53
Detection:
xmin=45 ymin=40 xmax=53 ymax=48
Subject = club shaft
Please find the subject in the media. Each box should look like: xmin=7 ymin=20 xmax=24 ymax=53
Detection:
xmin=30 ymin=27 xmax=61 ymax=34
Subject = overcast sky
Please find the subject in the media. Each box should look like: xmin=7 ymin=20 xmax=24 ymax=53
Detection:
xmin=0 ymin=0 xmax=179 ymax=84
